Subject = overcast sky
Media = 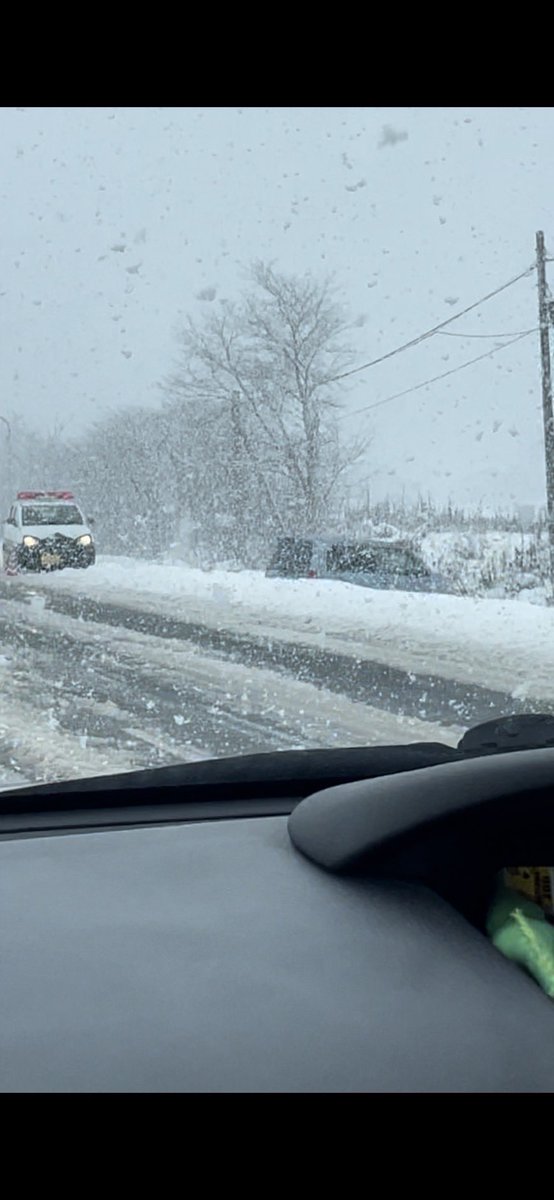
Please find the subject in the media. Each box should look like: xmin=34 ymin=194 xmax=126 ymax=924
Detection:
xmin=1 ymin=106 xmax=553 ymax=509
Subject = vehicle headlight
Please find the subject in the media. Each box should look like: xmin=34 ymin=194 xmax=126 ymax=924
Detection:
xmin=23 ymin=535 xmax=39 ymax=547
xmin=76 ymin=534 xmax=92 ymax=546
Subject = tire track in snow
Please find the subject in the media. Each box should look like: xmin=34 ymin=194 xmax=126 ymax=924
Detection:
xmin=0 ymin=581 xmax=548 ymax=728
xmin=0 ymin=610 xmax=338 ymax=780
xmin=0 ymin=593 xmax=465 ymax=789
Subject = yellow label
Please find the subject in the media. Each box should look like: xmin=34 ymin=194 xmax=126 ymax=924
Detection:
xmin=504 ymin=867 xmax=554 ymax=919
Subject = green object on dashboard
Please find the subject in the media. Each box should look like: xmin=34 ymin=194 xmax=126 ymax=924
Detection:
xmin=486 ymin=877 xmax=554 ymax=999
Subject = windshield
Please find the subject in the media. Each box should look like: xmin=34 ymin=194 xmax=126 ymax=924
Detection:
xmin=22 ymin=505 xmax=84 ymax=526
xmin=1 ymin=106 xmax=553 ymax=792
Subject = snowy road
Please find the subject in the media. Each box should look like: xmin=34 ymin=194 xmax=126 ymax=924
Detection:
xmin=1 ymin=554 xmax=552 ymax=792
xmin=11 ymin=556 xmax=554 ymax=699
xmin=0 ymin=580 xmax=468 ymax=791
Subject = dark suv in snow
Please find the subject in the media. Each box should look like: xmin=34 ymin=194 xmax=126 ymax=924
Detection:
xmin=265 ymin=536 xmax=452 ymax=594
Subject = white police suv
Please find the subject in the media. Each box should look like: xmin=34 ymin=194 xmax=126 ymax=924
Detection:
xmin=2 ymin=491 xmax=95 ymax=573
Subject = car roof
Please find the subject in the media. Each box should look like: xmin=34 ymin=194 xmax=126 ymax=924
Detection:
xmin=277 ymin=535 xmax=418 ymax=551
xmin=279 ymin=537 xmax=412 ymax=547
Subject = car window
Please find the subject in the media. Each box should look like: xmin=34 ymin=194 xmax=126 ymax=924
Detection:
xmin=326 ymin=543 xmax=377 ymax=573
xmin=267 ymin=538 xmax=314 ymax=575
xmin=0 ymin=105 xmax=553 ymax=792
xmin=21 ymin=505 xmax=84 ymax=526
xmin=368 ymin=546 xmax=423 ymax=575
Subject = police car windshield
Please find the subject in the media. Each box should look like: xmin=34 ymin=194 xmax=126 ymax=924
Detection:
xmin=22 ymin=505 xmax=83 ymax=526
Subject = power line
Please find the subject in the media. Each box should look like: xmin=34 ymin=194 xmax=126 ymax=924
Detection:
xmin=339 ymin=330 xmax=533 ymax=420
xmin=437 ymin=326 xmax=538 ymax=339
xmin=332 ymin=264 xmax=535 ymax=382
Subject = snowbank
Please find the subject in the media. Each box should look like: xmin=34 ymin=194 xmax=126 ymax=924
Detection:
xmin=16 ymin=556 xmax=554 ymax=704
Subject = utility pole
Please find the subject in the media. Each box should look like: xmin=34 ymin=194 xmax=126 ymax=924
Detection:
xmin=229 ymin=390 xmax=246 ymax=560
xmin=536 ymin=230 xmax=554 ymax=587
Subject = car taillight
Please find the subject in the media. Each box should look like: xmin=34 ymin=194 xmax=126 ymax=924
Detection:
xmin=307 ymin=569 xmax=317 ymax=578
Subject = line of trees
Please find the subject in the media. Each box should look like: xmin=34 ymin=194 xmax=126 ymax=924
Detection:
xmin=0 ymin=262 xmax=367 ymax=564
xmin=0 ymin=259 xmax=543 ymax=568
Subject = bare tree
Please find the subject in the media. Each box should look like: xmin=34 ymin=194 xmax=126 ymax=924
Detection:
xmin=164 ymin=262 xmax=368 ymax=550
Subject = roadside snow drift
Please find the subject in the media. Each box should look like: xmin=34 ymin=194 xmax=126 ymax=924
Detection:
xmin=14 ymin=556 xmax=554 ymax=704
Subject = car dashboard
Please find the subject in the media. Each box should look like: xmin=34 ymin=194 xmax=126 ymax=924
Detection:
xmin=2 ymin=725 xmax=554 ymax=1092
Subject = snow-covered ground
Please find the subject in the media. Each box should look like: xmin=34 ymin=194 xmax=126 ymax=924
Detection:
xmin=17 ymin=555 xmax=554 ymax=704
xmin=0 ymin=582 xmax=466 ymax=791
xmin=420 ymin=530 xmax=549 ymax=600
xmin=2 ymin=551 xmax=553 ymax=791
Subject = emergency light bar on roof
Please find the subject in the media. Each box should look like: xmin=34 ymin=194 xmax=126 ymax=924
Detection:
xmin=17 ymin=490 xmax=75 ymax=501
